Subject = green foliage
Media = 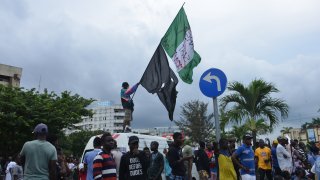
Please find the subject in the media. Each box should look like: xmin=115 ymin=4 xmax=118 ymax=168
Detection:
xmin=175 ymin=100 xmax=214 ymax=143
xmin=280 ymin=127 xmax=293 ymax=134
xmin=0 ymin=85 xmax=94 ymax=157
xmin=60 ymin=130 xmax=104 ymax=158
xmin=220 ymin=79 xmax=289 ymax=147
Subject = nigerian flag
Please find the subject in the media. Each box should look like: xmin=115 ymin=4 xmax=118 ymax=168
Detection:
xmin=161 ymin=7 xmax=201 ymax=84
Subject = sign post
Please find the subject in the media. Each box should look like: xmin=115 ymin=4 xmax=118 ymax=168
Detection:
xmin=199 ymin=68 xmax=227 ymax=142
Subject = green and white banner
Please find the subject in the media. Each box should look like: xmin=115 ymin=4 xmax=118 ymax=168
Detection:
xmin=161 ymin=7 xmax=201 ymax=84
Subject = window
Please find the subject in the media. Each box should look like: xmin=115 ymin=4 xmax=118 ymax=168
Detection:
xmin=0 ymin=75 xmax=10 ymax=82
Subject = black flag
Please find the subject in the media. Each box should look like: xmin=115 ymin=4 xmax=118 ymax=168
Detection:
xmin=140 ymin=44 xmax=178 ymax=121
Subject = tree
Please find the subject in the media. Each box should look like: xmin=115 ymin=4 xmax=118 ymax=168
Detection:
xmin=228 ymin=125 xmax=248 ymax=143
xmin=60 ymin=130 xmax=104 ymax=158
xmin=280 ymin=127 xmax=293 ymax=134
xmin=220 ymin=79 xmax=289 ymax=147
xmin=0 ymin=85 xmax=94 ymax=157
xmin=175 ymin=100 xmax=214 ymax=143
xmin=301 ymin=117 xmax=320 ymax=130
xmin=244 ymin=119 xmax=271 ymax=136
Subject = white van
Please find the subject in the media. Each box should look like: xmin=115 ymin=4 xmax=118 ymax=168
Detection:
xmin=81 ymin=133 xmax=171 ymax=159
xmin=82 ymin=133 xmax=199 ymax=179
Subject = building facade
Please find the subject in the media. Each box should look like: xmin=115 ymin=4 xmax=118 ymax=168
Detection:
xmin=282 ymin=127 xmax=320 ymax=143
xmin=65 ymin=101 xmax=125 ymax=134
xmin=0 ymin=64 xmax=22 ymax=87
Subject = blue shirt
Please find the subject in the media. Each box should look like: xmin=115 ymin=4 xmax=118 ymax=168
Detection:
xmin=271 ymin=147 xmax=279 ymax=168
xmin=84 ymin=149 xmax=101 ymax=180
xmin=314 ymin=156 xmax=320 ymax=180
xmin=235 ymin=144 xmax=255 ymax=175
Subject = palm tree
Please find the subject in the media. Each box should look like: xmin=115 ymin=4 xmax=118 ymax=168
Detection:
xmin=220 ymin=79 xmax=289 ymax=146
xmin=280 ymin=127 xmax=293 ymax=135
xmin=311 ymin=117 xmax=320 ymax=128
xmin=244 ymin=119 xmax=271 ymax=136
xmin=229 ymin=125 xmax=248 ymax=143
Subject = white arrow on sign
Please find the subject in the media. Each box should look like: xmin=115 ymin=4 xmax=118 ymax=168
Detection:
xmin=203 ymin=72 xmax=221 ymax=91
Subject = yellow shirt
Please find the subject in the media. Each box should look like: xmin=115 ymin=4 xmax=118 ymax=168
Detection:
xmin=218 ymin=154 xmax=237 ymax=180
xmin=254 ymin=147 xmax=272 ymax=170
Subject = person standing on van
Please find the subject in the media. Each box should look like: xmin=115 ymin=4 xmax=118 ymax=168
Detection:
xmin=167 ymin=132 xmax=193 ymax=180
xmin=147 ymin=141 xmax=164 ymax=180
xmin=93 ymin=132 xmax=117 ymax=180
xmin=119 ymin=135 xmax=147 ymax=180
xmin=120 ymin=82 xmax=139 ymax=132
xmin=84 ymin=137 xmax=101 ymax=180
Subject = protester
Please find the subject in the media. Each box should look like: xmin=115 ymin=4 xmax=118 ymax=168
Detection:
xmin=11 ymin=155 xmax=23 ymax=180
xmin=143 ymin=147 xmax=151 ymax=159
xmin=163 ymin=148 xmax=172 ymax=180
xmin=182 ymin=144 xmax=193 ymax=180
xmin=111 ymin=140 xmax=123 ymax=178
xmin=93 ymin=132 xmax=117 ymax=180
xmin=5 ymin=156 xmax=15 ymax=180
xmin=78 ymin=163 xmax=86 ymax=180
xmin=232 ymin=133 xmax=255 ymax=180
xmin=217 ymin=138 xmax=237 ymax=180
xmin=19 ymin=123 xmax=57 ymax=180
xmin=311 ymin=147 xmax=320 ymax=180
xmin=120 ymin=82 xmax=139 ymax=132
xmin=147 ymin=141 xmax=164 ymax=180
xmin=57 ymin=150 xmax=71 ymax=180
xmin=254 ymin=139 xmax=272 ymax=180
xmin=229 ymin=138 xmax=241 ymax=180
xmin=205 ymin=143 xmax=216 ymax=180
xmin=292 ymin=141 xmax=305 ymax=172
xmin=119 ymin=135 xmax=148 ymax=180
xmin=276 ymin=136 xmax=292 ymax=179
xmin=297 ymin=142 xmax=309 ymax=168
xmin=167 ymin=132 xmax=192 ymax=180
xmin=308 ymin=142 xmax=319 ymax=167
xmin=194 ymin=141 xmax=210 ymax=180
xmin=83 ymin=137 xmax=101 ymax=180
xmin=271 ymin=139 xmax=282 ymax=176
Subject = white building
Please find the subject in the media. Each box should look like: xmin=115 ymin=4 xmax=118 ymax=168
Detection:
xmin=65 ymin=101 xmax=124 ymax=134
xmin=0 ymin=64 xmax=22 ymax=87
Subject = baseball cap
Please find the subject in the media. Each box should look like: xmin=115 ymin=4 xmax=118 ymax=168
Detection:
xmin=128 ymin=136 xmax=139 ymax=144
xmin=33 ymin=123 xmax=48 ymax=134
xmin=273 ymin=139 xmax=278 ymax=144
xmin=243 ymin=133 xmax=253 ymax=140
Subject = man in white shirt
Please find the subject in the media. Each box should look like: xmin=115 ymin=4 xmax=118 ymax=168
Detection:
xmin=276 ymin=136 xmax=292 ymax=178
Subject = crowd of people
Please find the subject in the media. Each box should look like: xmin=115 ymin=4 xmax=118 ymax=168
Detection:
xmin=3 ymin=123 xmax=320 ymax=180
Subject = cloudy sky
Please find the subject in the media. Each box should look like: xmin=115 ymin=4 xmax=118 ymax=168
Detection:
xmin=1 ymin=0 xmax=320 ymax=138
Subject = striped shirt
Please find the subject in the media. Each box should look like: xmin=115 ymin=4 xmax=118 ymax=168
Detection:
xmin=93 ymin=151 xmax=117 ymax=180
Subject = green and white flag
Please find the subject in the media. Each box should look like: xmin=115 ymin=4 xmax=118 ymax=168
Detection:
xmin=161 ymin=7 xmax=201 ymax=84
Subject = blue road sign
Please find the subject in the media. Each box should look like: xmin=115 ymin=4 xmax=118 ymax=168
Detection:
xmin=199 ymin=68 xmax=227 ymax=97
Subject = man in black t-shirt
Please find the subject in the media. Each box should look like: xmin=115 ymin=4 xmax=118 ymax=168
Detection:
xmin=119 ymin=136 xmax=147 ymax=180
xmin=167 ymin=132 xmax=192 ymax=180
